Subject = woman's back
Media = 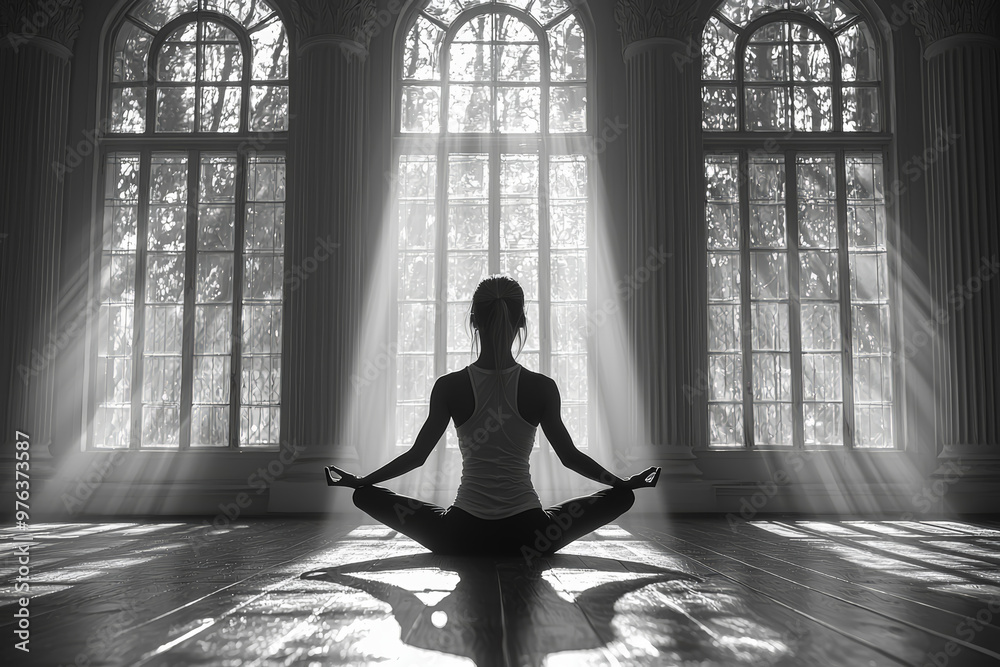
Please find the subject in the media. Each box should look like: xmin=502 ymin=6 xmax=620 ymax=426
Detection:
xmin=450 ymin=363 xmax=546 ymax=429
xmin=451 ymin=363 xmax=545 ymax=519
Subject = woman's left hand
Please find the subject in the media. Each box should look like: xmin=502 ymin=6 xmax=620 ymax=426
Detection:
xmin=615 ymin=466 xmax=661 ymax=489
xmin=325 ymin=465 xmax=367 ymax=488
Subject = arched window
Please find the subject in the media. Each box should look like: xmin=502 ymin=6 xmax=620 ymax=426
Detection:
xmin=93 ymin=0 xmax=289 ymax=449
xmin=394 ymin=0 xmax=591 ymax=450
xmin=701 ymin=0 xmax=893 ymax=449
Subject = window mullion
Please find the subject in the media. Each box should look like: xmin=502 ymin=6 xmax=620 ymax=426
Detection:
xmin=179 ymin=149 xmax=199 ymax=450
xmin=835 ymin=148 xmax=856 ymax=448
xmin=489 ymin=147 xmax=500 ymax=274
xmin=229 ymin=151 xmax=248 ymax=448
xmin=434 ymin=143 xmax=449 ymax=379
xmin=130 ymin=150 xmax=152 ymax=449
xmin=738 ymin=149 xmax=754 ymax=448
xmin=786 ymin=150 xmax=805 ymax=448
xmin=538 ymin=147 xmax=551 ymax=377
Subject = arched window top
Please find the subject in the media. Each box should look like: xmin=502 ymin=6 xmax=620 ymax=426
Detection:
xmin=399 ymin=0 xmax=586 ymax=134
xmin=702 ymin=0 xmax=881 ymax=133
xmin=714 ymin=0 xmax=860 ymax=29
xmin=419 ymin=0 xmax=578 ymax=27
xmin=109 ymin=0 xmax=288 ymax=134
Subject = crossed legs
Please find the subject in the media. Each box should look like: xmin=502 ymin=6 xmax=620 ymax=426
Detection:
xmin=352 ymin=485 xmax=635 ymax=559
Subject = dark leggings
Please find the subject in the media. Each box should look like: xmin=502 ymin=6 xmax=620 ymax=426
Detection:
xmin=352 ymin=484 xmax=635 ymax=561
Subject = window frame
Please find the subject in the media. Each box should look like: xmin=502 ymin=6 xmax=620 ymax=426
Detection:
xmin=390 ymin=0 xmax=597 ymax=453
xmin=699 ymin=2 xmax=901 ymax=451
xmin=85 ymin=1 xmax=291 ymax=452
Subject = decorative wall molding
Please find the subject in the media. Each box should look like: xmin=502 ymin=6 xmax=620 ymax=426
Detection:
xmin=909 ymin=0 xmax=1000 ymax=47
xmin=615 ymin=0 xmax=701 ymax=49
xmin=0 ymin=0 xmax=83 ymax=55
xmin=287 ymin=0 xmax=378 ymax=50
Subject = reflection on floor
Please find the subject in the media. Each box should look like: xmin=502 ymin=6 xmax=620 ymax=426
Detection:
xmin=2 ymin=517 xmax=1000 ymax=666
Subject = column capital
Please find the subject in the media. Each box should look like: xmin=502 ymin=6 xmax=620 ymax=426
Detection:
xmin=288 ymin=0 xmax=378 ymax=55
xmin=909 ymin=0 xmax=1000 ymax=50
xmin=0 ymin=0 xmax=83 ymax=59
xmin=615 ymin=0 xmax=701 ymax=52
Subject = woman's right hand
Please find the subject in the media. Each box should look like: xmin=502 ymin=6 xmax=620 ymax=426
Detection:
xmin=616 ymin=466 xmax=661 ymax=489
xmin=325 ymin=465 xmax=367 ymax=488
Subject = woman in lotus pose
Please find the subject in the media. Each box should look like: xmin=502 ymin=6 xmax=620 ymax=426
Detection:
xmin=326 ymin=275 xmax=660 ymax=559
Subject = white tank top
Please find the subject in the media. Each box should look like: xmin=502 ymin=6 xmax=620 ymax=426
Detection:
xmin=452 ymin=363 xmax=543 ymax=519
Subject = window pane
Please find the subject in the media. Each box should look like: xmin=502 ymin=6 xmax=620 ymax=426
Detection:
xmin=706 ymin=154 xmax=740 ymax=248
xmin=448 ymin=84 xmax=491 ymax=132
xmin=401 ymin=85 xmax=441 ymax=133
xmin=497 ymin=87 xmax=540 ymax=133
xmin=838 ymin=21 xmax=878 ymax=82
xmin=111 ymin=86 xmax=146 ymax=133
xmin=250 ymin=85 xmax=289 ymax=130
xmin=114 ymin=21 xmax=152 ymax=82
xmin=403 ymin=15 xmax=444 ymax=80
xmin=703 ymin=86 xmax=737 ymax=131
xmin=251 ymin=17 xmax=288 ymax=80
xmin=793 ymin=85 xmax=832 ymax=131
xmin=550 ymin=85 xmax=587 ymax=133
xmin=549 ymin=15 xmax=585 ymax=81
xmin=241 ymin=154 xmax=285 ymax=446
xmin=529 ymin=0 xmax=571 ymax=24
xmin=843 ymin=86 xmax=880 ymax=132
xmin=800 ymin=250 xmax=838 ymax=299
xmin=130 ymin=0 xmax=199 ymax=31
xmin=745 ymin=86 xmax=787 ymax=131
xmin=450 ymin=42 xmax=492 ymax=81
xmin=97 ymin=154 xmax=141 ymax=448
xmin=497 ymin=44 xmax=540 ymax=82
xmin=156 ymin=87 xmax=195 ymax=132
xmin=202 ymin=42 xmax=243 ymax=82
xmin=157 ymin=43 xmax=196 ymax=82
xmin=200 ymin=86 xmax=242 ymax=132
xmin=710 ymin=403 xmax=745 ymax=446
xmin=797 ymin=155 xmax=837 ymax=248
xmin=702 ymin=16 xmax=737 ymax=80
xmin=847 ymin=153 xmax=892 ymax=448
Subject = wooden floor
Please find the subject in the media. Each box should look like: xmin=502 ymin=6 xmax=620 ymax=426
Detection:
xmin=2 ymin=516 xmax=1000 ymax=666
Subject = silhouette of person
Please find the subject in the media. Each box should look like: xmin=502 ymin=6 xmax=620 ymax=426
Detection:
xmin=326 ymin=275 xmax=660 ymax=560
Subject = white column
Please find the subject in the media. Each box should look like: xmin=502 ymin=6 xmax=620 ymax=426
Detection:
xmin=275 ymin=0 xmax=377 ymax=508
xmin=616 ymin=0 xmax=705 ymax=480
xmin=0 ymin=1 xmax=83 ymax=458
xmin=911 ymin=1 xmax=1000 ymax=506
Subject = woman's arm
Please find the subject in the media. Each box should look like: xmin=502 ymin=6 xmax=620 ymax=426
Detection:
xmin=537 ymin=376 xmax=627 ymax=486
xmin=328 ymin=377 xmax=451 ymax=488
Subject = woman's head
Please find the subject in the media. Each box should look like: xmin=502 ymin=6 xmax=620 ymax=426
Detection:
xmin=469 ymin=275 xmax=527 ymax=359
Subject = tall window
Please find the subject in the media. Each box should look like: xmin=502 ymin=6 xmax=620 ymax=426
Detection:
xmin=702 ymin=0 xmax=893 ymax=448
xmin=93 ymin=0 xmax=288 ymax=449
xmin=394 ymin=0 xmax=591 ymax=449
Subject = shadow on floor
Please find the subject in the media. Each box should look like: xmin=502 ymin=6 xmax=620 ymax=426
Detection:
xmin=302 ymin=552 xmax=701 ymax=667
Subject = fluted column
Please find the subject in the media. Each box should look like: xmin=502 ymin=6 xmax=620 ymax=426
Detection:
xmin=0 ymin=1 xmax=83 ymax=456
xmin=615 ymin=0 xmax=703 ymax=477
xmin=911 ymin=1 xmax=1000 ymax=486
xmin=282 ymin=0 xmax=376 ymax=470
